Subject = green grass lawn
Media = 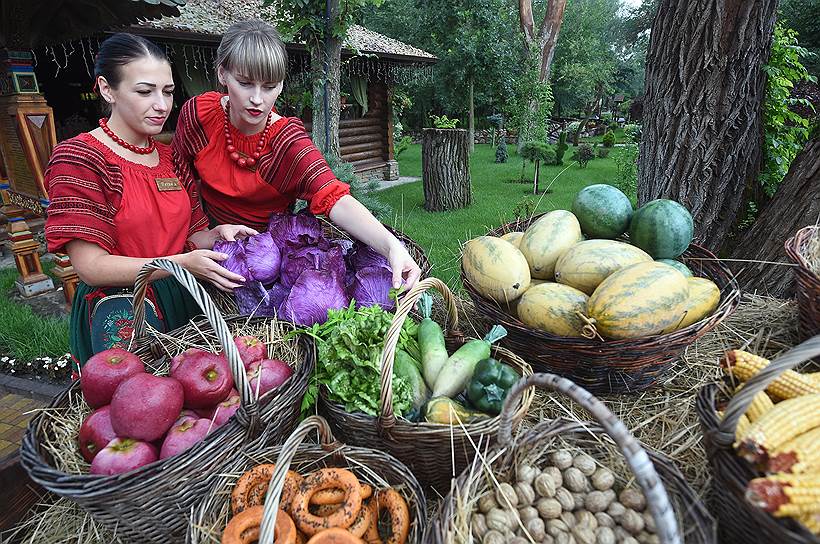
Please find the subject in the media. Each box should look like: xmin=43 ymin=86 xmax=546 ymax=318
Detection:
xmin=0 ymin=263 xmax=70 ymax=361
xmin=581 ymin=127 xmax=626 ymax=145
xmin=381 ymin=143 xmax=623 ymax=287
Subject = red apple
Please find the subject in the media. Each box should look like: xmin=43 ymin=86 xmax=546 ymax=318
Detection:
xmin=77 ymin=405 xmax=117 ymax=462
xmin=247 ymin=359 xmax=293 ymax=399
xmin=233 ymin=335 xmax=267 ymax=369
xmin=90 ymin=437 xmax=158 ymax=475
xmin=170 ymin=348 xmax=207 ymax=375
xmin=110 ymin=374 xmax=184 ymax=442
xmin=170 ymin=350 xmax=234 ymax=409
xmin=159 ymin=417 xmax=211 ymax=459
xmin=207 ymin=390 xmax=241 ymax=428
xmin=81 ymin=348 xmax=145 ymax=408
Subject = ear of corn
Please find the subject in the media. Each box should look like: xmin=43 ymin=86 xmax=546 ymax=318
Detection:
xmin=721 ymin=350 xmax=820 ymax=400
xmin=735 ymin=384 xmax=775 ymax=423
xmin=766 ymin=427 xmax=820 ymax=474
xmin=718 ymin=409 xmax=752 ymax=442
xmin=746 ymin=474 xmax=820 ymax=518
xmin=797 ymin=512 xmax=820 ymax=536
xmin=735 ymin=394 xmax=820 ymax=463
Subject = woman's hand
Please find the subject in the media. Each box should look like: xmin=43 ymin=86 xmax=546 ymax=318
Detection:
xmin=387 ymin=242 xmax=421 ymax=290
xmin=212 ymin=223 xmax=259 ymax=242
xmin=172 ymin=249 xmax=246 ymax=291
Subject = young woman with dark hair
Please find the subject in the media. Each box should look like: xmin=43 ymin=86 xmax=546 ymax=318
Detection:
xmin=44 ymin=33 xmax=256 ymax=368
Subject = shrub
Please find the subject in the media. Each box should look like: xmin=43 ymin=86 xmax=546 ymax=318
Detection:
xmin=596 ymin=147 xmax=610 ymax=159
xmin=573 ymin=143 xmax=595 ymax=169
xmin=395 ymin=135 xmax=412 ymax=158
xmin=431 ymin=114 xmax=459 ymax=129
xmin=613 ymin=143 xmax=639 ymax=198
xmin=495 ymin=138 xmax=508 ymax=163
xmin=602 ymin=130 xmax=616 ymax=148
xmin=623 ymin=124 xmax=642 ymax=143
xmin=555 ymin=131 xmax=569 ymax=165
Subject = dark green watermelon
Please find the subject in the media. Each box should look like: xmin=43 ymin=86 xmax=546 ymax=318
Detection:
xmin=657 ymin=259 xmax=693 ymax=277
xmin=571 ymin=184 xmax=633 ymax=239
xmin=629 ymin=199 xmax=694 ymax=259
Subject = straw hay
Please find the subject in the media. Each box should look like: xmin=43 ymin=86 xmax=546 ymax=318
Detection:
xmin=805 ymin=226 xmax=820 ymax=275
xmin=0 ymin=498 xmax=122 ymax=544
xmin=518 ymin=293 xmax=799 ymax=497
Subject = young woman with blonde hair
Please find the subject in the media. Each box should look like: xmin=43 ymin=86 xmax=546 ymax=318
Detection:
xmin=173 ymin=19 xmax=421 ymax=289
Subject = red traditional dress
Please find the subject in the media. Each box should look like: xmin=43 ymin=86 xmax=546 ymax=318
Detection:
xmin=44 ymin=133 xmax=208 ymax=368
xmin=172 ymin=91 xmax=350 ymax=231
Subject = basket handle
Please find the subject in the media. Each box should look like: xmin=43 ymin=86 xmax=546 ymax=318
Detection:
xmin=498 ymin=373 xmax=681 ymax=544
xmin=131 ymin=259 xmax=256 ymax=422
xmin=378 ymin=277 xmax=460 ymax=431
xmin=713 ymin=334 xmax=820 ymax=448
xmin=258 ymin=415 xmax=338 ymax=544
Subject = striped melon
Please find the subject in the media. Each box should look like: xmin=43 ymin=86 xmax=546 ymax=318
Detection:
xmin=629 ymin=199 xmax=694 ymax=259
xmin=517 ymin=283 xmax=589 ymax=337
xmin=586 ymin=262 xmax=690 ymax=339
xmin=519 ymin=210 xmax=583 ymax=280
xmin=572 ymin=184 xmax=633 ymax=239
xmin=662 ymin=277 xmax=720 ymax=333
xmin=554 ymin=240 xmax=652 ymax=295
xmin=462 ymin=236 xmax=531 ymax=303
xmin=657 ymin=259 xmax=693 ymax=277
xmin=500 ymin=231 xmax=525 ymax=247
xmin=506 ymin=278 xmax=549 ymax=315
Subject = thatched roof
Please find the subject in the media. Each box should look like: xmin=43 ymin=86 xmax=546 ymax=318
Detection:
xmin=138 ymin=0 xmax=436 ymax=63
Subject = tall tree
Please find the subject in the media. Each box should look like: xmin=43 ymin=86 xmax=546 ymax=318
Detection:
xmin=268 ymin=0 xmax=381 ymax=158
xmin=517 ymin=0 xmax=568 ymax=84
xmin=638 ymin=0 xmax=779 ymax=251
xmin=730 ymin=131 xmax=820 ymax=297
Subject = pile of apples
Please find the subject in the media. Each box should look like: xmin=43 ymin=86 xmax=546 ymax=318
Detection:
xmin=78 ymin=335 xmax=293 ymax=476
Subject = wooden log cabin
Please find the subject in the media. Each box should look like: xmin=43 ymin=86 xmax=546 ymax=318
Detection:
xmin=29 ymin=0 xmax=436 ymax=182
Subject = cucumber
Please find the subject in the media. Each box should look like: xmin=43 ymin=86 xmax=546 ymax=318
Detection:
xmin=432 ymin=325 xmax=507 ymax=398
xmin=393 ymin=349 xmax=429 ymax=413
xmin=417 ymin=293 xmax=449 ymax=388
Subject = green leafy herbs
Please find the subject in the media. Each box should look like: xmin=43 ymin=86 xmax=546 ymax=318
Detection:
xmin=299 ymin=301 xmax=420 ymax=417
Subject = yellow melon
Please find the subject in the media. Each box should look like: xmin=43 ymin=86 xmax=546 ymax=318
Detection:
xmin=462 ymin=236 xmax=531 ymax=303
xmin=517 ymin=283 xmax=589 ymax=337
xmin=519 ymin=210 xmax=583 ymax=280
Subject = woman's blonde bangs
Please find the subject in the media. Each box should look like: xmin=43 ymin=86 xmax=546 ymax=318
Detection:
xmin=217 ymin=20 xmax=288 ymax=83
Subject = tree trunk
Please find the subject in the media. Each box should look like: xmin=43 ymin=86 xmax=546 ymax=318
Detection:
xmin=310 ymin=0 xmax=342 ymax=159
xmin=422 ymin=128 xmax=472 ymax=211
xmin=518 ymin=0 xmax=567 ymax=84
xmin=533 ymin=160 xmax=540 ymax=194
xmin=638 ymin=0 xmax=778 ymax=251
xmin=468 ymin=76 xmax=475 ymax=154
xmin=730 ymin=135 xmax=820 ymax=297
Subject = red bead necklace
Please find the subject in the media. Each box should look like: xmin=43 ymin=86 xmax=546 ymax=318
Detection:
xmin=223 ymin=101 xmax=272 ymax=169
xmin=98 ymin=117 xmax=156 ymax=155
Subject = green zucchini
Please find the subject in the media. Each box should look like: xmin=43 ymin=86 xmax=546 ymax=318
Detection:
xmin=393 ymin=349 xmax=429 ymax=413
xmin=432 ymin=325 xmax=507 ymax=398
xmin=417 ymin=293 xmax=449 ymax=388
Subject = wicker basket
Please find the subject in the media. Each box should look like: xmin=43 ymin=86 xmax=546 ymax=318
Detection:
xmin=427 ymin=373 xmax=716 ymax=544
xmin=696 ymin=335 xmax=820 ymax=544
xmin=461 ymin=214 xmax=740 ymax=395
xmin=20 ymin=259 xmax=314 ymax=543
xmin=206 ymin=217 xmax=433 ymax=316
xmin=785 ymin=226 xmax=820 ymax=342
xmin=318 ymin=277 xmax=534 ymax=495
xmin=188 ymin=414 xmax=427 ymax=543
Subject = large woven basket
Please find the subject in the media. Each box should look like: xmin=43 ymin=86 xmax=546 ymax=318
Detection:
xmin=696 ymin=335 xmax=820 ymax=544
xmin=785 ymin=226 xmax=820 ymax=342
xmin=189 ymin=415 xmax=427 ymax=543
xmin=427 ymin=373 xmax=716 ymax=544
xmin=461 ymin=214 xmax=740 ymax=395
xmin=319 ymin=277 xmax=534 ymax=495
xmin=207 ymin=217 xmax=433 ymax=316
xmin=20 ymin=259 xmax=314 ymax=543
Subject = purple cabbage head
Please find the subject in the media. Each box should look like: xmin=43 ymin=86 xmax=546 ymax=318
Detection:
xmin=244 ymin=231 xmax=281 ymax=284
xmin=280 ymin=269 xmax=349 ymax=326
xmin=213 ymin=239 xmax=244 ymax=259
xmin=349 ymin=266 xmax=395 ymax=311
xmin=268 ymin=212 xmax=322 ymax=250
xmin=221 ymin=249 xmax=250 ymax=280
xmin=234 ymin=281 xmax=270 ymax=316
xmin=280 ymin=245 xmax=346 ymax=288
xmin=348 ymin=244 xmax=390 ymax=271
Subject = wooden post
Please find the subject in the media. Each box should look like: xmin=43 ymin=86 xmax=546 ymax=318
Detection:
xmin=7 ymin=216 xmax=53 ymax=296
xmin=422 ymin=128 xmax=472 ymax=211
xmin=51 ymin=252 xmax=79 ymax=307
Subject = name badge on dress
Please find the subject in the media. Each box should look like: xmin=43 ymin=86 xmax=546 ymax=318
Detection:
xmin=155 ymin=177 xmax=182 ymax=192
